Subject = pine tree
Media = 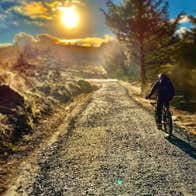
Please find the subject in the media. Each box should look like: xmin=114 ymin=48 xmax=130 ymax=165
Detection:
xmin=167 ymin=14 xmax=196 ymax=105
xmin=175 ymin=15 xmax=196 ymax=69
xmin=102 ymin=0 xmax=181 ymax=93
xmin=188 ymin=15 xmax=196 ymax=43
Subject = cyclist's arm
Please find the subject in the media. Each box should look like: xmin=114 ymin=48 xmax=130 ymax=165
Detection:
xmin=147 ymin=81 xmax=159 ymax=98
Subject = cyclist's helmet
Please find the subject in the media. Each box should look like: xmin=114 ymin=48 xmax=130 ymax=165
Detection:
xmin=158 ymin=73 xmax=167 ymax=80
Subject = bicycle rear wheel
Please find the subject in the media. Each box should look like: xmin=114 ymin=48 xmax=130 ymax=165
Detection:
xmin=164 ymin=111 xmax=173 ymax=137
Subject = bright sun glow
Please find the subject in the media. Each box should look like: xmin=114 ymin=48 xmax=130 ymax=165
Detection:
xmin=59 ymin=6 xmax=79 ymax=29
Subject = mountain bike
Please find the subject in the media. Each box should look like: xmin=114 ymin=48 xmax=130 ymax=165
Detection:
xmin=150 ymin=100 xmax=173 ymax=137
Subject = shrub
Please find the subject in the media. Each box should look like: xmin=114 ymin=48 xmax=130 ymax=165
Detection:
xmin=77 ymin=80 xmax=93 ymax=93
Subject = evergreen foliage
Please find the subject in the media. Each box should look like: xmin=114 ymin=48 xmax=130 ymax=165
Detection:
xmin=103 ymin=0 xmax=181 ymax=92
xmin=169 ymin=15 xmax=196 ymax=111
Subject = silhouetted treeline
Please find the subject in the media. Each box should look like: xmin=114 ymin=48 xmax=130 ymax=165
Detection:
xmin=103 ymin=0 xmax=196 ymax=112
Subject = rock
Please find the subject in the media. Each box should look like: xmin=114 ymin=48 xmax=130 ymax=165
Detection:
xmin=66 ymin=82 xmax=81 ymax=96
xmin=0 ymin=84 xmax=24 ymax=109
xmin=77 ymin=80 xmax=92 ymax=93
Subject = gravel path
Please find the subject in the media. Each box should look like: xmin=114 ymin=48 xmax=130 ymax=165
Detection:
xmin=5 ymin=81 xmax=196 ymax=196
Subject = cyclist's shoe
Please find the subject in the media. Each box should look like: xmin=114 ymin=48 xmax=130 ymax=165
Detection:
xmin=157 ymin=123 xmax=162 ymax=130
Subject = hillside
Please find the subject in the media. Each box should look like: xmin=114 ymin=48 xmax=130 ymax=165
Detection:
xmin=1 ymin=35 xmax=114 ymax=158
xmin=0 ymin=34 xmax=125 ymax=79
xmin=0 ymin=34 xmax=195 ymax=194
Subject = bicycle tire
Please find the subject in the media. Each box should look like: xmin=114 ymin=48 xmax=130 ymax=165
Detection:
xmin=164 ymin=111 xmax=173 ymax=137
xmin=167 ymin=112 xmax=173 ymax=137
xmin=163 ymin=112 xmax=167 ymax=132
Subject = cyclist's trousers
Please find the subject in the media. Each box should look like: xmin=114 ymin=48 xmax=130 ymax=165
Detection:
xmin=156 ymin=100 xmax=169 ymax=124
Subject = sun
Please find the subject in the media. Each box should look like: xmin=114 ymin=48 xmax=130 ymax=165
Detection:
xmin=60 ymin=6 xmax=79 ymax=29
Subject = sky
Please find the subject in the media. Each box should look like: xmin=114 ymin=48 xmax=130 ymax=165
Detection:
xmin=0 ymin=0 xmax=195 ymax=43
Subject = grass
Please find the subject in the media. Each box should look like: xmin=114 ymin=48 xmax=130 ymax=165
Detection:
xmin=0 ymin=61 xmax=95 ymax=159
xmin=0 ymin=88 xmax=94 ymax=194
xmin=120 ymin=81 xmax=196 ymax=136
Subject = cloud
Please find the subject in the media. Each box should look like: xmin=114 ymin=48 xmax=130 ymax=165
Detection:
xmin=12 ymin=32 xmax=114 ymax=47
xmin=11 ymin=1 xmax=52 ymax=20
xmin=58 ymin=0 xmax=86 ymax=7
xmin=37 ymin=34 xmax=60 ymax=43
xmin=0 ymin=43 xmax=12 ymax=48
xmin=0 ymin=0 xmax=20 ymax=10
xmin=72 ymin=34 xmax=114 ymax=47
xmin=4 ymin=1 xmax=86 ymax=21
xmin=44 ymin=1 xmax=59 ymax=11
xmin=0 ymin=1 xmax=86 ymax=28
xmin=175 ymin=27 xmax=190 ymax=36
xmin=0 ymin=0 xmax=111 ymax=43
xmin=14 ymin=32 xmax=37 ymax=46
xmin=170 ymin=15 xmax=192 ymax=24
xmin=179 ymin=15 xmax=191 ymax=23
xmin=38 ymin=33 xmax=114 ymax=47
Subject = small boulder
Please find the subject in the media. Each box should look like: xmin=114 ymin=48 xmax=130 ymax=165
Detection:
xmin=77 ymin=80 xmax=92 ymax=93
xmin=0 ymin=84 xmax=24 ymax=108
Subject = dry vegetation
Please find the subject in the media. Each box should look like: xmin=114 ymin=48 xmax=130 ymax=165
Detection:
xmin=0 ymin=36 xmax=106 ymax=193
xmin=120 ymin=81 xmax=196 ymax=137
xmin=0 ymin=64 xmax=95 ymax=156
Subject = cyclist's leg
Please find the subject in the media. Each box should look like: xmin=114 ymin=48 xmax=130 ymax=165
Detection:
xmin=165 ymin=101 xmax=169 ymax=110
xmin=156 ymin=100 xmax=163 ymax=129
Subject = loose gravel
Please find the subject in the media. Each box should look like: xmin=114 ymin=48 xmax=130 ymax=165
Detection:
xmin=5 ymin=81 xmax=196 ymax=196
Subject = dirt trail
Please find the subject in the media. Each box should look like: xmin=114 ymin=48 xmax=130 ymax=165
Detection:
xmin=5 ymin=81 xmax=195 ymax=196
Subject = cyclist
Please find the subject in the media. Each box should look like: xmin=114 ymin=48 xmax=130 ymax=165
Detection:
xmin=146 ymin=74 xmax=175 ymax=129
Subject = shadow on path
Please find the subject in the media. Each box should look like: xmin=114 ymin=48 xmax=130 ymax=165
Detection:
xmin=166 ymin=135 xmax=196 ymax=159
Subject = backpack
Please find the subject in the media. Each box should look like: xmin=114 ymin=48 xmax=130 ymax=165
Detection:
xmin=159 ymin=79 xmax=175 ymax=101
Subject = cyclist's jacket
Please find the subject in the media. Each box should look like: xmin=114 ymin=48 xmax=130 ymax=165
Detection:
xmin=148 ymin=76 xmax=175 ymax=102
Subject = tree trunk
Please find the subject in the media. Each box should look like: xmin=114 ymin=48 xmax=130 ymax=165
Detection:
xmin=139 ymin=38 xmax=146 ymax=95
xmin=141 ymin=65 xmax=146 ymax=94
